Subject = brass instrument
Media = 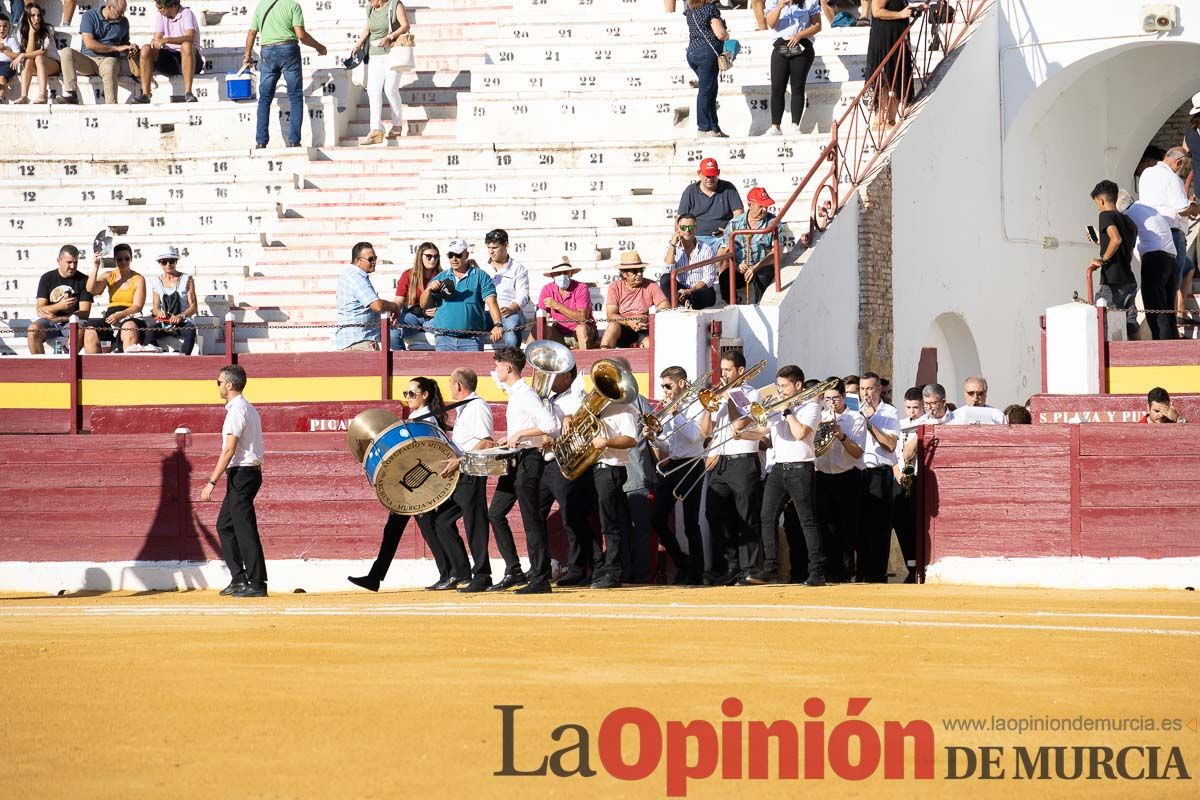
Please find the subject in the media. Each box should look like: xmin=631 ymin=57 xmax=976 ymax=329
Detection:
xmin=747 ymin=378 xmax=840 ymax=427
xmin=696 ymin=359 xmax=766 ymax=412
xmin=553 ymin=358 xmax=640 ymax=480
xmin=525 ymin=339 xmax=575 ymax=399
xmin=814 ymin=420 xmax=837 ymax=457
xmin=642 ymin=370 xmax=711 ymax=440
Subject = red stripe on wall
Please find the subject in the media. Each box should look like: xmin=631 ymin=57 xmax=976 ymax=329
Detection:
xmin=0 ymin=359 xmax=70 ymax=382
xmin=1107 ymin=340 xmax=1200 ymax=367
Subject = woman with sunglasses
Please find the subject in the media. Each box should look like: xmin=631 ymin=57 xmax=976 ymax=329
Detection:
xmin=389 ymin=241 xmax=442 ymax=350
xmin=144 ymin=247 xmax=199 ymax=354
xmin=83 ymin=243 xmax=146 ymax=353
xmin=14 ymin=3 xmax=60 ymax=105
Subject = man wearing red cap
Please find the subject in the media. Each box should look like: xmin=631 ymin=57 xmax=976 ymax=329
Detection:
xmin=719 ymin=186 xmax=778 ymax=304
xmin=677 ymin=158 xmax=744 ymax=256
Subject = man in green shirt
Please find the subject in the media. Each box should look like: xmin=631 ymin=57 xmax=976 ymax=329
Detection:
xmin=241 ymin=0 xmax=327 ymax=148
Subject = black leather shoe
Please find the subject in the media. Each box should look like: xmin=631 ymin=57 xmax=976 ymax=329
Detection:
xmin=426 ymin=577 xmax=449 ymax=590
xmin=716 ymin=571 xmax=741 ymax=587
xmin=488 ymin=572 xmax=529 ymax=591
xmin=590 ymin=574 xmax=622 ymax=589
xmin=739 ymin=571 xmax=777 ymax=586
xmin=804 ymin=575 xmax=827 ymax=587
xmin=231 ymin=583 xmax=268 ymax=597
xmin=458 ymin=575 xmax=492 ymax=593
xmin=219 ymin=580 xmax=247 ymax=596
xmin=348 ymin=575 xmax=380 ymax=592
xmin=433 ymin=575 xmax=469 ymax=591
xmin=513 ymin=581 xmax=552 ymax=595
xmin=555 ymin=570 xmax=587 ymax=587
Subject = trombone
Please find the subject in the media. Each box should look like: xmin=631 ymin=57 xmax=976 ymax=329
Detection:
xmin=642 ymin=370 xmax=711 ymax=441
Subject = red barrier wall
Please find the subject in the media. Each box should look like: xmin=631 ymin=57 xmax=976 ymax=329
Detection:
xmin=1030 ymin=394 xmax=1200 ymax=424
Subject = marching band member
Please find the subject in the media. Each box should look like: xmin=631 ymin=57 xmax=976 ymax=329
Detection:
xmin=892 ymin=385 xmax=923 ymax=583
xmin=741 ymin=365 xmax=825 ymax=586
xmin=645 ymin=366 xmax=706 ymax=585
xmin=587 ymin=394 xmax=640 ymax=589
xmin=700 ymin=349 xmax=762 ymax=585
xmin=857 ymin=371 xmax=900 ymax=583
xmin=539 ymin=366 xmax=596 ymax=587
xmin=488 ymin=347 xmax=562 ymax=594
xmin=610 ymin=355 xmax=658 ymax=584
xmin=814 ymin=379 xmax=866 ymax=582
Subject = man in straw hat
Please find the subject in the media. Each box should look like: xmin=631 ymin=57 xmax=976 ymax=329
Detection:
xmin=536 ymin=257 xmax=595 ymax=349
xmin=600 ymin=251 xmax=669 ymax=349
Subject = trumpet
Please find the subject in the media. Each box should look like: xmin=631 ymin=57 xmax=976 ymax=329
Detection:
xmin=642 ymin=370 xmax=711 ymax=440
xmin=696 ymin=359 xmax=766 ymax=413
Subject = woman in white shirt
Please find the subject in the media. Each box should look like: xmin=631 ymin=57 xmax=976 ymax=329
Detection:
xmin=764 ymin=0 xmax=822 ymax=136
xmin=14 ymin=4 xmax=59 ymax=104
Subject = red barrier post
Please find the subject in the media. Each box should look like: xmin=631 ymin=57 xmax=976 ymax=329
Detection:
xmin=224 ymin=312 xmax=235 ymax=363
xmin=669 ymin=268 xmax=679 ymax=309
xmin=535 ymin=307 xmax=545 ymax=339
xmin=68 ymin=316 xmax=80 ymax=435
xmin=380 ymin=312 xmax=392 ymax=401
xmin=1095 ymin=304 xmax=1108 ymax=394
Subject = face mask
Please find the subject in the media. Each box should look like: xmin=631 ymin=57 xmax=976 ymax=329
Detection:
xmin=555 ymin=274 xmax=571 ymax=289
xmin=490 ymin=369 xmax=508 ymax=393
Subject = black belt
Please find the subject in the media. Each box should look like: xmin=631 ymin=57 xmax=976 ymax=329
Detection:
xmin=863 ymin=465 xmax=892 ymax=472
xmin=718 ymin=453 xmax=757 ymax=461
xmin=776 ymin=460 xmax=814 ymax=470
xmin=227 ymin=465 xmax=261 ymax=471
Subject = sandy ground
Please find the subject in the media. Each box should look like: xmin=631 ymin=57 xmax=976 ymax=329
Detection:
xmin=1 ymin=584 xmax=1197 ymax=799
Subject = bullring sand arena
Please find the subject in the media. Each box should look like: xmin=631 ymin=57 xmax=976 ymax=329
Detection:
xmin=2 ymin=584 xmax=1196 ymax=798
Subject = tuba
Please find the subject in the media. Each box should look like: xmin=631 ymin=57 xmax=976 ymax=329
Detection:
xmin=525 ymin=339 xmax=575 ymax=399
xmin=553 ymin=358 xmax=639 ymax=480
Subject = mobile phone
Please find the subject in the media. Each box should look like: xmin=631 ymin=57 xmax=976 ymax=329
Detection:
xmin=1085 ymin=225 xmax=1098 ymax=244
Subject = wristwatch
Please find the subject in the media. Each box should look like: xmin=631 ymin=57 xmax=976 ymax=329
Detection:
xmin=782 ymin=408 xmax=793 ymax=418
xmin=207 ymin=479 xmax=217 ymax=487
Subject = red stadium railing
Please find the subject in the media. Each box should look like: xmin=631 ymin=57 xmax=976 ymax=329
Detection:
xmin=668 ymin=0 xmax=992 ymax=309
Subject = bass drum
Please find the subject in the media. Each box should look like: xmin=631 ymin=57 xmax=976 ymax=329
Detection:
xmin=361 ymin=420 xmax=458 ymax=515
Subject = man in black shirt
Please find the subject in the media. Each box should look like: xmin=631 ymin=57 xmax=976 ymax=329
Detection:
xmin=1089 ymin=180 xmax=1139 ymax=339
xmin=677 ymin=157 xmax=744 ymax=253
xmin=28 ymin=245 xmax=95 ymax=355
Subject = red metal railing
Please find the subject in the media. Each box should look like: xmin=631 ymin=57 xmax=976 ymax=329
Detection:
xmin=668 ymin=0 xmax=992 ymax=308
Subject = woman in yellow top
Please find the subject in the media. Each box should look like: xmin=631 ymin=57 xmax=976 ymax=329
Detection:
xmin=84 ymin=244 xmax=146 ymax=354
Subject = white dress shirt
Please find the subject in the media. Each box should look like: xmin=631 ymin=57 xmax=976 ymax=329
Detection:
xmin=1139 ymin=162 xmax=1190 ymax=230
xmin=710 ymin=385 xmax=761 ymax=456
xmin=658 ymin=401 xmax=706 ymax=460
xmin=598 ymin=404 xmax=640 ymax=467
xmin=769 ymin=399 xmax=822 ymax=463
xmin=914 ymin=409 xmax=955 ymax=426
xmin=947 ymin=405 xmax=1007 ymax=426
xmin=546 ymin=376 xmax=587 ymax=462
xmin=222 ymin=394 xmax=264 ymax=467
xmin=452 ymin=393 xmax=494 ymax=452
xmin=483 ymin=257 xmax=530 ymax=309
xmin=505 ymin=379 xmax=560 ymax=449
xmin=1123 ymin=201 xmax=1177 ymax=258
xmin=816 ymin=409 xmax=866 ymax=474
xmin=860 ymin=402 xmax=901 ymax=468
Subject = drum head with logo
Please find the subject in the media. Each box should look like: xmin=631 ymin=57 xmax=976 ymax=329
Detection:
xmin=366 ymin=421 xmax=458 ymax=515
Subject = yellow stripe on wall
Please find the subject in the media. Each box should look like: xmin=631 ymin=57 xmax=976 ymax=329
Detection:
xmin=0 ymin=382 xmax=71 ymax=409
xmin=1108 ymin=366 xmax=1200 ymax=395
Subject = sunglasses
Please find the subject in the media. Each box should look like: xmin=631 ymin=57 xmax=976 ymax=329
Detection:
xmin=158 ymin=259 xmax=178 ymax=265
xmin=422 ymin=253 xmax=440 ymax=260
xmin=447 ymin=252 xmax=465 ymax=259
xmin=115 ymin=256 xmax=132 ymax=262
xmin=660 ymin=383 xmax=673 ymax=390
xmin=403 ymin=390 xmax=421 ymax=398
xmin=965 ymin=390 xmax=985 ymax=396
xmin=358 ymin=256 xmax=378 ymax=263
xmin=679 ymin=224 xmax=696 ymax=232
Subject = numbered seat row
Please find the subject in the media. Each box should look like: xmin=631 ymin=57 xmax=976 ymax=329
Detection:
xmin=0 ymin=150 xmax=305 ymax=181
xmin=0 ymin=176 xmax=290 ymax=210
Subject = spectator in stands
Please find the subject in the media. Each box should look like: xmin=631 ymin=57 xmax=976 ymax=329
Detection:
xmin=1119 ymin=192 xmax=1180 ymax=340
xmin=13 ymin=3 xmax=58 ymax=104
xmin=538 ymin=259 xmax=594 ymax=349
xmin=242 ymin=0 xmax=327 ymax=149
xmin=389 ymin=241 xmax=441 ymax=350
xmin=717 ymin=186 xmax=777 ymax=304
xmin=0 ymin=15 xmax=17 ymax=101
xmin=5 ymin=1 xmax=20 ymax=29
xmin=144 ymin=246 xmax=199 ymax=354
xmin=601 ymin=251 xmax=669 ymax=349
xmin=28 ymin=245 xmax=95 ymax=355
xmin=1139 ymin=149 xmax=1199 ymax=325
xmin=864 ymin=0 xmax=923 ymax=131
xmin=679 ymin=158 xmax=744 ymax=254
xmin=1088 ymin=180 xmax=1139 ymax=340
xmin=682 ymin=0 xmax=729 ymax=138
xmin=1003 ymin=404 xmax=1032 ymax=424
xmin=56 ymin=0 xmax=134 ymax=105
xmin=662 ymin=213 xmax=717 ymax=309
xmin=422 ymin=238 xmax=504 ymax=351
xmin=352 ymin=0 xmax=409 ymax=145
xmin=482 ymin=229 xmax=530 ymax=349
xmin=130 ymin=0 xmax=202 ymax=104
xmin=84 ymin=243 xmax=146 ymax=353
xmin=1143 ymin=387 xmax=1184 ymax=424
xmin=333 ymin=241 xmax=399 ymax=351
xmin=764 ymin=0 xmax=821 ymax=137
xmin=959 ymin=376 xmax=1006 ymax=424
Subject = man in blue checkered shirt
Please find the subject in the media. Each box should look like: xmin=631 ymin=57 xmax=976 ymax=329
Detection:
xmin=333 ymin=241 xmax=400 ymax=350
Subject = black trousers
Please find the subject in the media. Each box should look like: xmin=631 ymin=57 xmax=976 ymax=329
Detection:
xmin=770 ymin=37 xmax=814 ymax=126
xmin=760 ymin=462 xmax=822 ymax=578
xmin=593 ymin=464 xmax=632 ymax=580
xmin=717 ymin=267 xmax=772 ymax=305
xmin=1141 ymin=249 xmax=1179 ymax=340
xmin=427 ymin=492 xmax=472 ymax=581
xmin=366 ymin=512 xmax=414 ymax=583
xmin=780 ymin=498 xmax=806 ymax=582
xmin=449 ymin=474 xmax=492 ymax=578
xmin=891 ymin=476 xmax=916 ymax=581
xmin=705 ymin=454 xmax=762 ymax=576
xmin=488 ymin=449 xmax=549 ymax=583
xmin=539 ymin=461 xmax=594 ymax=575
xmin=859 ymin=466 xmax=895 ymax=583
xmin=217 ymin=466 xmax=267 ymax=585
xmin=144 ymin=320 xmax=197 ymax=354
xmin=656 ymin=274 xmax=717 ymax=310
xmin=815 ymin=469 xmax=863 ymax=582
xmin=651 ymin=457 xmax=705 ymax=583
xmin=621 ymin=489 xmax=654 ymax=583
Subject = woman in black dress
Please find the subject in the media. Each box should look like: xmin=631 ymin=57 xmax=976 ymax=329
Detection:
xmin=864 ymin=0 xmax=925 ymax=131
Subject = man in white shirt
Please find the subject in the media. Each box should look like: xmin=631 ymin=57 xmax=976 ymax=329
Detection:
xmin=539 ymin=367 xmax=596 ymax=587
xmin=955 ymin=376 xmax=1007 ymax=425
xmin=902 ymin=383 xmax=954 ymax=467
xmin=201 ymin=365 xmax=268 ymax=597
xmin=589 ymin=400 xmax=640 ymax=589
xmin=856 ymin=372 xmax=901 ymax=583
xmin=487 ymin=347 xmax=561 ymax=593
xmin=699 ymin=350 xmax=763 ymax=584
xmin=1121 ymin=195 xmax=1180 ymax=340
xmin=815 ymin=378 xmax=866 ymax=583
xmin=645 ymin=366 xmax=707 ymax=585
xmin=482 ymin=229 xmax=531 ymax=349
xmin=736 ymin=364 xmax=823 ymax=585
xmin=892 ymin=385 xmax=923 ymax=583
xmin=1138 ymin=148 xmax=1199 ymax=318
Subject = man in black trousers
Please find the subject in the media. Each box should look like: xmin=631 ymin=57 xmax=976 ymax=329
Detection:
xmin=645 ymin=366 xmax=705 ymax=585
xmin=201 ymin=365 xmax=268 ymax=597
xmin=857 ymin=372 xmax=901 ymax=583
xmin=539 ymin=367 xmax=596 ymax=586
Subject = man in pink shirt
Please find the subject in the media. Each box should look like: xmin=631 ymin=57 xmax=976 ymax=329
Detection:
xmin=537 ymin=259 xmax=594 ymax=349
xmin=601 ymin=251 xmax=669 ymax=349
xmin=133 ymin=0 xmax=203 ymax=103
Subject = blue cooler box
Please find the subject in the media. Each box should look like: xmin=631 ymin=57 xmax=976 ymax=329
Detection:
xmin=226 ymin=70 xmax=254 ymax=101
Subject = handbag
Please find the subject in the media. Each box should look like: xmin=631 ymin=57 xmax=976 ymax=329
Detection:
xmin=387 ymin=33 xmax=415 ymax=72
xmin=688 ymin=9 xmax=734 ymax=72
xmin=778 ymin=38 xmax=812 ymax=58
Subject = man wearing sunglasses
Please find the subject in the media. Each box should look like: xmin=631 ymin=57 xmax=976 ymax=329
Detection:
xmin=421 ymin=238 xmax=504 ymax=352
xmin=661 ymin=213 xmax=717 ymax=309
xmin=334 ymin=241 xmax=399 ymax=351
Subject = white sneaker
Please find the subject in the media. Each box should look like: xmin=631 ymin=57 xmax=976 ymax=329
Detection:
xmin=765 ymin=125 xmax=782 ymax=136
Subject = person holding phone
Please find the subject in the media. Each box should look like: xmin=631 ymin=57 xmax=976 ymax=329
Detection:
xmin=662 ymin=213 xmax=717 ymax=309
xmin=1088 ymin=180 xmax=1139 ymax=339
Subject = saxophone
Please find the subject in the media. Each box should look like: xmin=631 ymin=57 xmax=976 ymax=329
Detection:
xmin=553 ymin=359 xmax=640 ymax=480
